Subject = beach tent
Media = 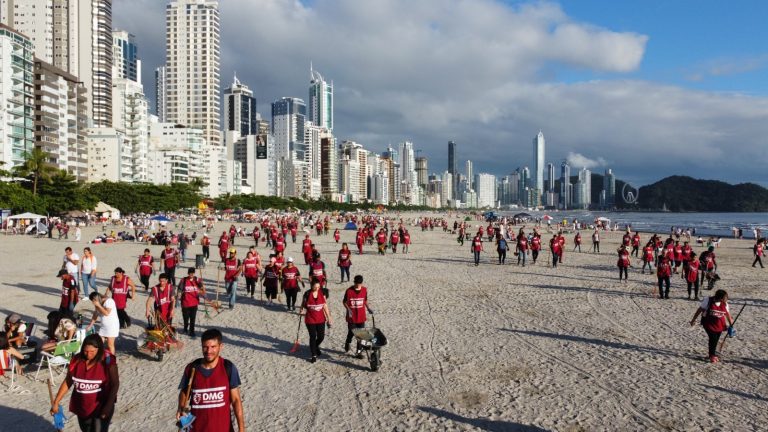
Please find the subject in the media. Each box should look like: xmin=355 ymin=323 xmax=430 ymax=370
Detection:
xmin=513 ymin=212 xmax=531 ymax=220
xmin=7 ymin=212 xmax=48 ymax=235
xmin=344 ymin=221 xmax=358 ymax=230
xmin=94 ymin=202 xmax=121 ymax=219
xmin=7 ymin=212 xmax=46 ymax=220
xmin=150 ymin=215 xmax=171 ymax=222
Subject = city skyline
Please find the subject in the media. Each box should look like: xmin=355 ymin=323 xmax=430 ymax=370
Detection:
xmin=114 ymin=0 xmax=768 ymax=187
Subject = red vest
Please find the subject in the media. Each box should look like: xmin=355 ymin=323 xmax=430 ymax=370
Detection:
xmin=302 ymin=239 xmax=312 ymax=253
xmin=152 ymin=283 xmax=173 ymax=321
xmin=657 ymin=261 xmax=671 ymax=277
xmin=702 ymin=299 xmax=728 ymax=332
xmin=338 ymin=250 xmax=351 ymax=267
xmin=518 ymin=238 xmax=528 ymax=251
xmin=376 ymin=232 xmax=386 ymax=244
xmin=224 ymin=258 xmax=240 ymax=282
xmin=687 ymin=260 xmax=699 ymax=283
xmin=303 ymin=290 xmax=327 ymax=325
xmin=180 ymin=277 xmax=201 ymax=308
xmin=617 ymin=250 xmax=630 ymax=267
xmin=138 ymin=255 xmax=153 ymax=277
xmin=189 ymin=359 xmax=232 ymax=431
xmin=163 ymin=249 xmax=177 ymax=269
xmin=263 ymin=265 xmax=280 ymax=286
xmin=60 ymin=278 xmax=77 ymax=309
xmin=403 ymin=233 xmax=411 ymax=245
xmin=390 ymin=233 xmax=400 ymax=244
xmin=68 ymin=353 xmax=115 ymax=418
xmin=333 ymin=231 xmax=340 ymax=240
xmin=281 ymin=266 xmax=300 ymax=289
xmin=344 ymin=286 xmax=368 ymax=324
xmin=275 ymin=239 xmax=285 ymax=252
xmin=243 ymin=257 xmax=258 ymax=278
xmin=643 ymin=246 xmax=654 ymax=261
xmin=110 ymin=276 xmax=129 ymax=309
xmin=310 ymin=261 xmax=325 ymax=281
xmin=531 ymin=237 xmax=541 ymax=251
xmin=472 ymin=238 xmax=483 ymax=252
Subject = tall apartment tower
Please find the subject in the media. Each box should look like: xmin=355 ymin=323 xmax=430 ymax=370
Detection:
xmin=2 ymin=0 xmax=113 ymax=127
xmin=223 ymin=75 xmax=257 ymax=136
xmin=271 ymin=97 xmax=306 ymax=161
xmin=560 ymin=160 xmax=571 ymax=210
xmin=533 ymin=130 xmax=545 ymax=197
xmin=112 ymin=30 xmax=139 ymax=83
xmin=465 ymin=160 xmax=473 ymax=191
xmin=0 ymin=24 xmax=34 ymax=169
xmin=165 ymin=0 xmax=221 ymax=146
xmin=308 ymin=65 xmax=332 ymax=131
xmin=448 ymin=141 xmax=457 ymax=197
xmin=154 ymin=66 xmax=166 ymax=121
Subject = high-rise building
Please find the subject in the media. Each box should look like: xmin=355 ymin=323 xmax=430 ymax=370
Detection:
xmin=271 ymin=97 xmax=306 ymax=161
xmin=0 ymin=0 xmax=53 ymax=62
xmin=33 ymin=59 xmax=88 ymax=181
xmin=147 ymin=121 xmax=206 ymax=186
xmin=448 ymin=140 xmax=457 ymax=197
xmin=441 ymin=171 xmax=453 ymax=207
xmin=112 ymin=30 xmax=139 ymax=83
xmin=602 ymin=168 xmax=616 ymax=207
xmin=475 ymin=173 xmax=497 ymax=208
xmin=165 ymin=0 xmax=221 ymax=146
xmin=229 ymin=132 xmax=273 ymax=196
xmin=533 ymin=130 xmax=545 ymax=198
xmin=547 ymin=163 xmax=555 ymax=193
xmin=112 ymin=78 xmax=149 ymax=182
xmin=399 ymin=141 xmax=418 ymax=205
xmin=154 ymin=66 xmax=166 ymax=121
xmin=560 ymin=160 xmax=571 ymax=210
xmin=320 ymin=135 xmax=337 ymax=198
xmin=0 ymin=24 xmax=34 ymax=169
xmin=574 ymin=168 xmax=591 ymax=209
xmin=308 ymin=65 xmax=332 ymax=131
xmin=3 ymin=0 xmax=113 ymax=127
xmin=415 ymin=156 xmax=428 ymax=189
xmin=519 ymin=167 xmax=530 ymax=203
xmin=223 ymin=75 xmax=257 ymax=136
xmin=465 ymin=160 xmax=473 ymax=191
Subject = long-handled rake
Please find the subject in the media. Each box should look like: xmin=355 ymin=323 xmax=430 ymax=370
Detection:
xmin=289 ymin=314 xmax=302 ymax=353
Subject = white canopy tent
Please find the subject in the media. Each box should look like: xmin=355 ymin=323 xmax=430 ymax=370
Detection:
xmin=94 ymin=202 xmax=121 ymax=220
xmin=5 ymin=212 xmax=48 ymax=235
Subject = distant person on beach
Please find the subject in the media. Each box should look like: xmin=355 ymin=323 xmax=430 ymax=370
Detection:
xmin=161 ymin=242 xmax=180 ymax=287
xmin=300 ymin=281 xmax=333 ymax=363
xmin=223 ymin=248 xmax=242 ymax=310
xmin=690 ymin=289 xmax=734 ymax=363
xmin=641 ymin=241 xmax=654 ymax=274
xmin=135 ymin=248 xmax=156 ymax=292
xmin=57 ymin=269 xmax=79 ymax=315
xmin=338 ymin=243 xmax=352 ymax=282
xmin=699 ymin=246 xmax=717 ymax=288
xmin=657 ymin=257 xmax=672 ymax=299
xmin=496 ymin=233 xmax=508 ymax=265
xmin=80 ymin=247 xmax=98 ymax=297
xmin=752 ymin=238 xmax=765 ymax=268
xmin=471 ymin=234 xmax=483 ymax=266
xmin=177 ymin=329 xmax=245 ymax=431
xmin=104 ymin=267 xmax=136 ymax=329
xmin=549 ymin=235 xmax=561 ymax=268
xmin=178 ymin=267 xmax=205 ymax=337
xmin=260 ymin=257 xmax=280 ymax=305
xmin=617 ymin=245 xmax=630 ymax=282
xmin=591 ymin=230 xmax=600 ymax=253
xmin=281 ymin=257 xmax=304 ymax=311
xmin=573 ymin=232 xmax=582 ymax=252
xmin=686 ymin=252 xmax=700 ymax=300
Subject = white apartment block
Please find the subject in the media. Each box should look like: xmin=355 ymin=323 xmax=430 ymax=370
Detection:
xmin=165 ymin=0 xmax=221 ymax=147
xmin=147 ymin=121 xmax=205 ymax=186
xmin=86 ymin=127 xmax=128 ymax=182
xmin=475 ymin=173 xmax=497 ymax=208
xmin=0 ymin=24 xmax=34 ymax=169
xmin=112 ymin=78 xmax=149 ymax=182
xmin=0 ymin=0 xmax=53 ymax=62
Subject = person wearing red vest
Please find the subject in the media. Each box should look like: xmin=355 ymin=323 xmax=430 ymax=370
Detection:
xmin=299 ymin=281 xmax=333 ymax=363
xmin=641 ymin=242 xmax=654 ymax=274
xmin=337 ymin=243 xmax=352 ymax=283
xmin=333 ymin=228 xmax=340 ymax=243
xmin=673 ymin=241 xmax=684 ymax=273
xmin=686 ymin=252 xmax=701 ymax=301
xmin=57 ymin=269 xmax=79 ymax=315
xmin=134 ymin=248 xmax=156 ymax=291
xmin=146 ymin=273 xmax=176 ymax=325
xmin=343 ymin=275 xmax=373 ymax=356
xmin=549 ymin=235 xmax=561 ymax=268
xmin=389 ymin=231 xmax=400 ymax=253
xmin=657 ymin=257 xmax=672 ymax=299
xmin=281 ymin=258 xmax=304 ymax=311
xmin=631 ymin=233 xmax=641 ymax=257
xmin=355 ymin=229 xmax=365 ymax=255
xmin=218 ymin=232 xmax=230 ymax=261
xmin=617 ymin=245 xmax=630 ymax=283
xmin=302 ymin=235 xmax=313 ymax=264
xmin=201 ymin=234 xmax=211 ymax=262
xmin=251 ymin=226 xmax=260 ymax=247
xmin=51 ymin=334 xmax=119 ymax=431
xmin=290 ymin=225 xmax=298 ymax=243
xmin=557 ymin=233 xmax=566 ymax=263
xmin=105 ymin=267 xmax=136 ymax=329
xmin=177 ymin=267 xmax=206 ymax=337
xmin=516 ymin=231 xmax=528 ymax=267
xmin=177 ymin=329 xmax=244 ymax=431
xmin=376 ymin=229 xmax=387 ymax=255
xmin=699 ymin=246 xmax=717 ymax=287
xmin=242 ymin=250 xmax=261 ymax=299
xmin=752 ymin=238 xmax=765 ymax=268
xmin=309 ymin=255 xmax=328 ymax=298
xmin=402 ymin=229 xmax=411 ymax=254
xmin=531 ymin=233 xmax=541 ymax=264
xmin=223 ymin=249 xmax=242 ymax=310
xmin=260 ymin=258 xmax=281 ymax=305
xmin=274 ymin=235 xmax=285 ymax=254
xmin=690 ymin=289 xmax=734 ymax=363
xmin=573 ymin=232 xmax=582 ymax=252
xmin=471 ymin=234 xmax=483 ymax=266
xmin=161 ymin=243 xmax=180 ymax=287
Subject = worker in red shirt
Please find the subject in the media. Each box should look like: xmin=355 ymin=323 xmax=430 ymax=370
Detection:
xmin=342 ymin=275 xmax=373 ymax=357
xmin=281 ymin=257 xmax=305 ymax=311
xmin=471 ymin=234 xmax=483 ymax=266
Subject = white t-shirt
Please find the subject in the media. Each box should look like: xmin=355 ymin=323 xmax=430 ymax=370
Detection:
xmin=81 ymin=255 xmax=97 ymax=274
xmin=63 ymin=252 xmax=80 ymax=275
xmin=98 ymin=298 xmax=120 ymax=338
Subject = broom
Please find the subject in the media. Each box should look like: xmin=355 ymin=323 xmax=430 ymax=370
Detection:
xmin=289 ymin=314 xmax=302 ymax=353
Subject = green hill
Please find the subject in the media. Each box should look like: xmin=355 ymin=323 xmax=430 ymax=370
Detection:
xmin=637 ymin=176 xmax=768 ymax=212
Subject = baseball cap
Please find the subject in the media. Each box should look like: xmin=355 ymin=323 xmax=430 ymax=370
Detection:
xmin=6 ymin=313 xmax=21 ymax=324
xmin=56 ymin=269 xmax=68 ymax=277
xmin=287 ymin=257 xmax=294 ymax=263
xmin=229 ymin=247 xmax=236 ymax=254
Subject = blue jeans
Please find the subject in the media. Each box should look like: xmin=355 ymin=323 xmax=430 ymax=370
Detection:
xmin=80 ymin=273 xmax=97 ymax=297
xmin=225 ymin=280 xmax=237 ymax=309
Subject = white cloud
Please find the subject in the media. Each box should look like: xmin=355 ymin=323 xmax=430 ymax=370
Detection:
xmin=114 ymin=0 xmax=768 ymax=186
xmin=566 ymin=152 xmax=607 ymax=169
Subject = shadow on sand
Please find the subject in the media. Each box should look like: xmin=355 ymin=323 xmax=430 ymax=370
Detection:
xmin=417 ymin=406 xmax=550 ymax=432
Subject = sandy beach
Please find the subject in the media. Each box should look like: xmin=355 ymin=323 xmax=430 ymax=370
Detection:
xmin=0 ymin=214 xmax=766 ymax=431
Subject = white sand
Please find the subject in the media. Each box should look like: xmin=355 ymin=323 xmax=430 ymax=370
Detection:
xmin=0 ymin=215 xmax=766 ymax=431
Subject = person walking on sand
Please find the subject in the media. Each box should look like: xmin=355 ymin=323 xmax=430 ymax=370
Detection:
xmin=752 ymin=238 xmax=764 ymax=268
xmin=178 ymin=268 xmax=205 ymax=337
xmin=201 ymin=233 xmax=211 ymax=262
xmin=641 ymin=241 xmax=654 ymax=274
xmin=105 ymin=267 xmax=136 ymax=329
xmin=343 ymin=275 xmax=373 ymax=357
xmin=85 ymin=292 xmax=119 ymax=355
xmin=62 ymin=247 xmax=80 ymax=286
xmin=573 ymin=232 xmax=582 ymax=252
xmin=516 ymin=230 xmax=528 ymax=266
xmin=146 ymin=273 xmax=175 ymax=325
xmin=160 ymin=242 xmax=180 ymax=287
xmin=690 ymin=289 xmax=734 ymax=363
xmin=299 ymin=281 xmax=333 ymax=363
xmin=686 ymin=252 xmax=701 ymax=300
xmin=223 ymin=248 xmax=242 ymax=310
xmin=50 ymin=334 xmax=119 ymax=432
xmin=591 ymin=229 xmax=600 ymax=253
xmin=496 ymin=233 xmax=509 ymax=265
xmin=657 ymin=256 xmax=672 ymax=299
xmin=135 ymin=248 xmax=156 ymax=292
xmin=338 ymin=243 xmax=352 ymax=283
xmin=57 ymin=269 xmax=79 ymax=316
xmin=243 ymin=250 xmax=261 ymax=299
xmin=281 ymin=257 xmax=305 ymax=311
xmin=333 ymin=228 xmax=340 ymax=243
xmin=471 ymin=234 xmax=483 ymax=266
xmin=531 ymin=232 xmax=541 ymax=264
xmin=261 ymin=257 xmax=281 ymax=305
xmin=80 ymin=247 xmax=98 ymax=297
xmin=617 ymin=245 xmax=630 ymax=283
xmin=177 ymin=329 xmax=245 ymax=432
xmin=218 ymin=231 xmax=230 ymax=262
xmin=549 ymin=235 xmax=561 ymax=268
xmin=402 ymin=229 xmax=411 ymax=254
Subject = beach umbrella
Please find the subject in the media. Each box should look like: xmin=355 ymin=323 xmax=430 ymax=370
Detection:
xmin=150 ymin=215 xmax=171 ymax=222
xmin=542 ymin=215 xmax=553 ymax=221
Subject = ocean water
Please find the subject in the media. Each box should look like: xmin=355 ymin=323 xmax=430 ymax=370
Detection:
xmin=498 ymin=211 xmax=768 ymax=238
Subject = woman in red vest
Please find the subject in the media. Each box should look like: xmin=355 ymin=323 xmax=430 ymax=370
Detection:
xmin=617 ymin=245 xmax=630 ymax=282
xmin=145 ymin=273 xmax=175 ymax=325
xmin=51 ymin=334 xmax=119 ymax=431
xmin=690 ymin=289 xmax=734 ymax=363
xmin=300 ymin=281 xmax=333 ymax=363
xmin=686 ymin=252 xmax=701 ymax=301
xmin=178 ymin=267 xmax=205 ymax=337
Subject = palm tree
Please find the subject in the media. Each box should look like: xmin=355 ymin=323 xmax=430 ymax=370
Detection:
xmin=13 ymin=148 xmax=57 ymax=195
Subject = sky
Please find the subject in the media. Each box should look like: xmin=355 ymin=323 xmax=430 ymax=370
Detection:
xmin=114 ymin=0 xmax=768 ymax=188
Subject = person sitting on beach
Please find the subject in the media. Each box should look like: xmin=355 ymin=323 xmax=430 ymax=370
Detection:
xmin=42 ymin=311 xmax=77 ymax=352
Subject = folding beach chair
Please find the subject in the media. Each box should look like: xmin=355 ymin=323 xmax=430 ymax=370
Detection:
xmin=35 ymin=338 xmax=81 ymax=386
xmin=1 ymin=350 xmax=28 ymax=394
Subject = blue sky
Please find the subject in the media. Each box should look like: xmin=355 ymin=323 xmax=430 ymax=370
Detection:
xmin=549 ymin=0 xmax=768 ymax=95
